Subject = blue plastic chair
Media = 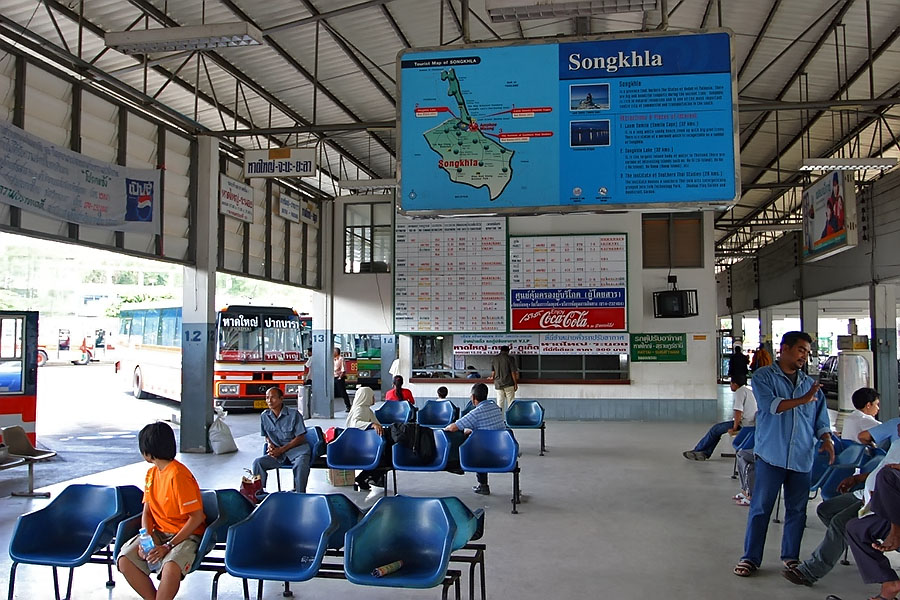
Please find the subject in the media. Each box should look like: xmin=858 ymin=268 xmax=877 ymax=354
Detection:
xmin=326 ymin=427 xmax=386 ymax=471
xmin=814 ymin=443 xmax=876 ymax=501
xmin=439 ymin=497 xmax=487 ymax=600
xmin=225 ymin=493 xmax=337 ymax=597
xmin=322 ymin=493 xmax=364 ymax=550
xmin=729 ymin=426 xmax=755 ymax=479
xmin=459 ymin=429 xmax=522 ymax=513
xmin=417 ymin=400 xmax=457 ymax=428
xmin=344 ymin=496 xmax=457 ymax=589
xmin=375 ymin=401 xmax=412 ymax=425
xmin=505 ymin=400 xmax=546 ymax=455
xmin=393 ymin=429 xmax=451 ymax=472
xmin=460 ymin=401 xmax=475 ymax=418
xmin=8 ymin=484 xmax=126 ymax=600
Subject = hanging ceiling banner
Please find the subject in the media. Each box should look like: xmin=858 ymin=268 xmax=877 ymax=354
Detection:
xmin=219 ymin=174 xmax=254 ymax=222
xmin=0 ymin=118 xmax=160 ymax=234
xmin=802 ymin=170 xmax=858 ymax=263
xmin=300 ymin=199 xmax=319 ymax=228
xmin=244 ymin=148 xmax=316 ymax=178
xmin=277 ymin=193 xmax=301 ymax=223
xmin=397 ymin=30 xmax=738 ymax=215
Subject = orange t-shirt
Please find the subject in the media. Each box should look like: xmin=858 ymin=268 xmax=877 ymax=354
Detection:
xmin=143 ymin=460 xmax=206 ymax=536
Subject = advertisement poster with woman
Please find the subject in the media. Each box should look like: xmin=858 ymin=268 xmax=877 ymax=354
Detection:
xmin=802 ymin=170 xmax=857 ymax=262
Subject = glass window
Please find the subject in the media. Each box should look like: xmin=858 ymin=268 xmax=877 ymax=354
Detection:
xmin=142 ymin=309 xmax=160 ymax=345
xmin=159 ymin=309 xmax=179 ymax=347
xmin=344 ymin=201 xmax=392 ymax=273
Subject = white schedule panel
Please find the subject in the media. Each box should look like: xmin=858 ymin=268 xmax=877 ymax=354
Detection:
xmin=395 ymin=217 xmax=507 ymax=333
xmin=509 ymin=234 xmax=628 ymax=332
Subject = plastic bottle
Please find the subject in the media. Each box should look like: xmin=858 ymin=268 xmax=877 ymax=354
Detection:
xmin=138 ymin=528 xmax=160 ymax=572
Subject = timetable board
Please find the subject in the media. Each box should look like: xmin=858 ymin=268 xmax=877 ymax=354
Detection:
xmin=509 ymin=234 xmax=627 ymax=332
xmin=394 ymin=217 xmax=507 ymax=333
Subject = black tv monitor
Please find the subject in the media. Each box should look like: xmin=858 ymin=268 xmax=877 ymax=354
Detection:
xmin=653 ymin=289 xmax=699 ymax=318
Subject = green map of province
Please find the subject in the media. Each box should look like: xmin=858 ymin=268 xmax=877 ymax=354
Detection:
xmin=422 ymin=68 xmax=514 ymax=201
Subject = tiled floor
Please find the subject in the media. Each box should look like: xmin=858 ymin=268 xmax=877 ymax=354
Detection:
xmin=2 ymin=402 xmax=895 ymax=599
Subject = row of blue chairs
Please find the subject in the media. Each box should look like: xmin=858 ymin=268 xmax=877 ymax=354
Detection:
xmin=326 ymin=427 xmax=523 ymax=513
xmin=8 ymin=485 xmax=486 ymax=600
xmin=375 ymin=399 xmax=546 ymax=456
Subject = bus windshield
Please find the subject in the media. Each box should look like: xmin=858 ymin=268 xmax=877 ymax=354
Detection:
xmin=217 ymin=309 xmax=307 ymax=362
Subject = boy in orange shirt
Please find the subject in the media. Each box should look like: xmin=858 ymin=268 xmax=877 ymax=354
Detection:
xmin=117 ymin=422 xmax=206 ymax=600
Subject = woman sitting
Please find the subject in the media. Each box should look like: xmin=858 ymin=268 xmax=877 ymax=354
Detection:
xmin=385 ymin=375 xmax=415 ymax=405
xmin=345 ymin=386 xmax=385 ymax=497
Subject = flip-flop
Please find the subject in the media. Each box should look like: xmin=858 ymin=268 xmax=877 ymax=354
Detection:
xmin=783 ymin=559 xmax=800 ymax=569
xmin=735 ymin=497 xmax=751 ymax=506
xmin=733 ymin=560 xmax=758 ymax=577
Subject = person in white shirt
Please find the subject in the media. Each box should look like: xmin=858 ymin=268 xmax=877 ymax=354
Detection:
xmin=842 ymin=388 xmax=881 ymax=445
xmin=683 ymin=373 xmax=757 ymax=461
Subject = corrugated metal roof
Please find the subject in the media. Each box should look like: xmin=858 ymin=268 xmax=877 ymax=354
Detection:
xmin=1 ymin=0 xmax=898 ymax=260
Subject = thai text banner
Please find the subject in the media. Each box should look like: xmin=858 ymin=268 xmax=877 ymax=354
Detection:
xmin=511 ymin=287 xmax=625 ymax=309
xmin=244 ymin=147 xmax=316 ymax=178
xmin=219 ymin=174 xmax=254 ymax=223
xmin=0 ymin=118 xmax=160 ymax=233
xmin=454 ymin=333 xmax=628 ymax=355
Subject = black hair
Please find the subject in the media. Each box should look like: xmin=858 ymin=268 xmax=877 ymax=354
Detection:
xmin=851 ymin=387 xmax=880 ymax=410
xmin=780 ymin=331 xmax=813 ymax=348
xmin=138 ymin=421 xmax=177 ymax=461
xmin=392 ymin=375 xmax=404 ymax=396
xmin=499 ymin=346 xmax=510 ymax=353
xmin=731 ymin=373 xmax=747 ymax=387
xmin=437 ymin=386 xmax=448 ymax=399
xmin=471 ymin=383 xmax=489 ymax=402
xmin=267 ymin=386 xmax=284 ymax=399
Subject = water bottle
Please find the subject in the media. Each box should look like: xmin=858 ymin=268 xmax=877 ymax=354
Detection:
xmin=138 ymin=528 xmax=160 ymax=572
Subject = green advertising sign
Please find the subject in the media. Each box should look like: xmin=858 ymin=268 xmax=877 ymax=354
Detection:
xmin=630 ymin=333 xmax=687 ymax=362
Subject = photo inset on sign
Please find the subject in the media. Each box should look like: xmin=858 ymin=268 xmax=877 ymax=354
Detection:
xmin=570 ymin=120 xmax=610 ymax=147
xmin=569 ymin=83 xmax=610 ymax=111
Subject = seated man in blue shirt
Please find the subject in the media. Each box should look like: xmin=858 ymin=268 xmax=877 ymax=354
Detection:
xmin=252 ymin=387 xmax=311 ymax=494
xmin=444 ymin=382 xmax=506 ymax=496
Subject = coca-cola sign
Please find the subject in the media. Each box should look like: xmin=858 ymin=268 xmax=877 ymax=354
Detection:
xmin=511 ymin=307 xmax=626 ymax=332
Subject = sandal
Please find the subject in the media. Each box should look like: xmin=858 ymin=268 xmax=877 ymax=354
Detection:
xmin=732 ymin=492 xmax=746 ymax=501
xmin=733 ymin=559 xmax=758 ymax=577
xmin=735 ymin=496 xmax=751 ymax=506
xmin=783 ymin=559 xmax=800 ymax=569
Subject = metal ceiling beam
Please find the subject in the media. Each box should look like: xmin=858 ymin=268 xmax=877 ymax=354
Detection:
xmin=739 ymin=0 xmax=856 ymax=153
xmin=263 ymin=0 xmax=398 ymax=35
xmin=739 ymin=97 xmax=900 ymax=112
xmin=381 ymin=4 xmax=411 ymax=48
xmin=207 ymin=121 xmax=396 ymax=137
xmin=736 ymin=0 xmax=782 ymax=81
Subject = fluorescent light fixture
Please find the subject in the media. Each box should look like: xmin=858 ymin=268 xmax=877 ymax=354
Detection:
xmin=749 ymin=223 xmax=803 ymax=233
xmin=338 ymin=178 xmax=398 ymax=189
xmin=105 ymin=22 xmax=264 ymax=54
xmin=799 ymin=157 xmax=898 ymax=171
xmin=485 ymin=0 xmax=658 ymax=21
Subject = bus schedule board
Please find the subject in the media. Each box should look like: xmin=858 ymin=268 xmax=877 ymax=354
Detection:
xmin=398 ymin=31 xmax=738 ymax=215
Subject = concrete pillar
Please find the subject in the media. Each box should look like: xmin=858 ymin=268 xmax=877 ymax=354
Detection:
xmin=380 ymin=334 xmax=397 ymax=397
xmin=181 ymin=137 xmax=218 ymax=453
xmin=731 ymin=314 xmax=744 ymax=346
xmin=309 ymin=200 xmax=335 ymax=418
xmin=758 ymin=306 xmax=775 ymax=355
xmin=800 ymin=298 xmax=819 ymax=371
xmin=870 ymin=284 xmax=899 ymax=420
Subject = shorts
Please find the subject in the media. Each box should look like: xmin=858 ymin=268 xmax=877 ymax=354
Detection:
xmin=118 ymin=531 xmax=201 ymax=579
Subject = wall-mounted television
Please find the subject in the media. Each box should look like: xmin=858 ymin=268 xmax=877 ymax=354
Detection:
xmin=653 ymin=289 xmax=699 ymax=318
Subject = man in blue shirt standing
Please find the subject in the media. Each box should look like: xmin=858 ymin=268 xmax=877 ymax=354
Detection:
xmin=445 ymin=382 xmax=505 ymax=495
xmin=252 ymin=387 xmax=311 ymax=494
xmin=734 ymin=331 xmax=834 ymax=577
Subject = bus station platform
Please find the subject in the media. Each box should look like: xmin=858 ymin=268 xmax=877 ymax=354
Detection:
xmin=1 ymin=407 xmax=888 ymax=600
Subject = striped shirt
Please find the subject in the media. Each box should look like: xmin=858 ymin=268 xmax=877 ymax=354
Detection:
xmin=455 ymin=399 xmax=505 ymax=431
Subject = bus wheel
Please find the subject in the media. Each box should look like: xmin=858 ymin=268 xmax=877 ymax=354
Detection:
xmin=133 ymin=367 xmax=149 ymax=399
xmin=37 ymin=350 xmax=49 ymax=367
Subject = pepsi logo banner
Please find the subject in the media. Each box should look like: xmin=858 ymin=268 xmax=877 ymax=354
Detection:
xmin=0 ymin=118 xmax=161 ymax=234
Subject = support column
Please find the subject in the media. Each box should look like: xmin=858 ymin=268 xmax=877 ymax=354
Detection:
xmin=310 ymin=199 xmax=335 ymax=418
xmin=380 ymin=335 xmax=397 ymax=397
xmin=181 ymin=137 xmax=218 ymax=453
xmin=731 ymin=314 xmax=744 ymax=346
xmin=870 ymin=284 xmax=899 ymax=420
xmin=758 ymin=306 xmax=775 ymax=355
xmin=800 ymin=298 xmax=819 ymax=372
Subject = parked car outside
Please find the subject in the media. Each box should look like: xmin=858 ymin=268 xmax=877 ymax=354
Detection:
xmin=818 ymin=355 xmax=900 ymax=398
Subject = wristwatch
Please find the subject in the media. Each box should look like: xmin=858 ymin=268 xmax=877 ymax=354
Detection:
xmin=164 ymin=541 xmax=174 ymax=551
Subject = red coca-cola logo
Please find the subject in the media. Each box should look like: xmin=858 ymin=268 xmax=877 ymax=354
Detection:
xmin=519 ymin=309 xmax=590 ymax=329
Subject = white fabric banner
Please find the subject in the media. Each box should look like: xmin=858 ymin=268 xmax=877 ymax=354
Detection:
xmin=454 ymin=332 xmax=629 ymax=355
xmin=219 ymin=174 xmax=254 ymax=222
xmin=0 ymin=118 xmax=160 ymax=234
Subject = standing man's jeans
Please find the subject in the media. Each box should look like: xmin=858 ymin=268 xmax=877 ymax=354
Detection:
xmin=496 ymin=386 xmax=516 ymax=413
xmin=252 ymin=449 xmax=312 ymax=493
xmin=691 ymin=421 xmax=732 ymax=458
xmin=794 ymin=492 xmax=863 ymax=582
xmin=742 ymin=458 xmax=812 ymax=566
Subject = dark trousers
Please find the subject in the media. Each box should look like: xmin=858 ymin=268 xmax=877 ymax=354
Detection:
xmin=476 ymin=472 xmax=488 ymax=485
xmin=846 ymin=468 xmax=900 ymax=584
xmin=334 ymin=376 xmax=350 ymax=410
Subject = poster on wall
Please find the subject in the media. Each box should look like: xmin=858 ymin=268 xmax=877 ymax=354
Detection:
xmin=219 ymin=174 xmax=254 ymax=222
xmin=394 ymin=216 xmax=507 ymax=333
xmin=398 ymin=31 xmax=738 ymax=214
xmin=630 ymin=333 xmax=687 ymax=361
xmin=509 ymin=234 xmax=627 ymax=332
xmin=802 ymin=170 xmax=857 ymax=262
xmin=454 ymin=332 xmax=629 ymax=355
xmin=0 ymin=118 xmax=160 ymax=234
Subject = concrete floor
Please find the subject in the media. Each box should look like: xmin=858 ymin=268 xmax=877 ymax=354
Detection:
xmin=3 ymin=404 xmax=898 ymax=599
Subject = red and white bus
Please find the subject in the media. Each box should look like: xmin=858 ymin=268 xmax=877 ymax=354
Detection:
xmin=117 ymin=303 xmax=311 ymax=409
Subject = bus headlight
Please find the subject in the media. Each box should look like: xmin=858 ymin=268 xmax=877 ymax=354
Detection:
xmin=284 ymin=384 xmax=300 ymax=395
xmin=219 ymin=384 xmax=239 ymax=395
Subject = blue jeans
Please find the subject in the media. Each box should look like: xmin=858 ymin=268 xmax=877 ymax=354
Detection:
xmin=692 ymin=421 xmax=732 ymax=457
xmin=742 ymin=458 xmax=811 ymax=566
xmin=796 ymin=492 xmax=863 ymax=582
